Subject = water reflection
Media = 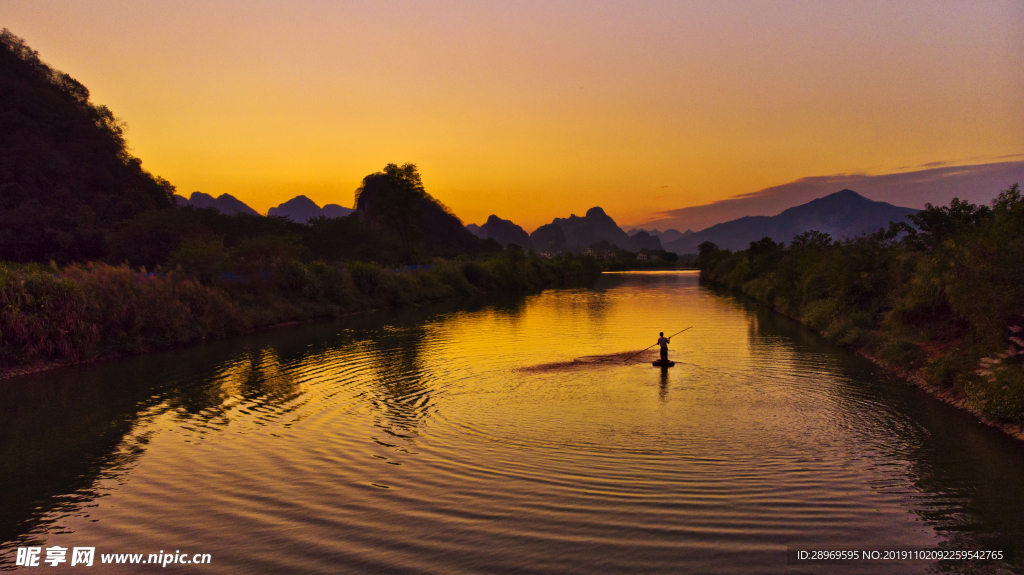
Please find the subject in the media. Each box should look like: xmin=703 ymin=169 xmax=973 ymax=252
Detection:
xmin=0 ymin=298 xmax=489 ymax=554
xmin=740 ymin=297 xmax=1024 ymax=572
xmin=1 ymin=273 xmax=1022 ymax=574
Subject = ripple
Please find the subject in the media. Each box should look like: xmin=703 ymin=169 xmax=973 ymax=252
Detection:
xmin=3 ymin=272 xmax=1023 ymax=574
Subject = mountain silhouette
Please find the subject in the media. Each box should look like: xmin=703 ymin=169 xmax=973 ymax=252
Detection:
xmin=174 ymin=192 xmax=259 ymax=216
xmin=321 ymin=204 xmax=354 ymax=218
xmin=268 ymin=195 xmax=354 ymax=223
xmin=627 ymin=228 xmax=692 ymax=243
xmin=529 ymin=207 xmax=662 ymax=252
xmin=0 ymin=30 xmax=175 ymax=262
xmin=664 ymin=189 xmax=918 ymax=253
xmin=467 ymin=215 xmax=533 ymax=249
xmin=355 ymin=163 xmax=496 ymax=259
xmin=530 ymin=223 xmax=568 ymax=252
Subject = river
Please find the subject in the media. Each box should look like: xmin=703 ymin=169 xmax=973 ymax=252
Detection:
xmin=2 ymin=271 xmax=1022 ymax=573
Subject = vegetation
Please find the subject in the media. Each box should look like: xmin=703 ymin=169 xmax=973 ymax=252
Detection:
xmin=1 ymin=29 xmax=175 ymax=263
xmin=696 ymin=185 xmax=1024 ymax=427
xmin=0 ymin=32 xmax=598 ymax=373
xmin=2 ymin=31 xmax=496 ymax=268
xmin=0 ymin=252 xmax=601 ymax=370
xmin=594 ymin=243 xmax=682 ymax=271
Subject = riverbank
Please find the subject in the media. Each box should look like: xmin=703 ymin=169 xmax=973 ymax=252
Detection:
xmin=0 ymin=253 xmax=601 ymax=379
xmin=857 ymin=347 xmax=1024 ymax=442
xmin=707 ymin=282 xmax=1024 ymax=442
xmin=694 ymin=186 xmax=1023 ymax=440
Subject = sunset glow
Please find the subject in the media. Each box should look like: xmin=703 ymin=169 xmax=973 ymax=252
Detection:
xmin=4 ymin=0 xmax=1022 ymax=230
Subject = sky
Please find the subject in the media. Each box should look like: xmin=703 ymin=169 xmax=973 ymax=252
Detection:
xmin=2 ymin=0 xmax=1022 ymax=232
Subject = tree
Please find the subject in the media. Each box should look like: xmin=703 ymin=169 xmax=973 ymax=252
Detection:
xmin=790 ymin=230 xmax=833 ymax=251
xmin=354 ymin=163 xmax=429 ymax=260
xmin=906 ymin=197 xmax=992 ymax=249
xmin=0 ymin=29 xmax=176 ymax=263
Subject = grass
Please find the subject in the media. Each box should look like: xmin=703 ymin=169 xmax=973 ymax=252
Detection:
xmin=0 ymin=252 xmax=601 ymax=373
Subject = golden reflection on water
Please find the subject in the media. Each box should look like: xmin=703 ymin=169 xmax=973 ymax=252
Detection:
xmin=2 ymin=271 xmax=1023 ymax=574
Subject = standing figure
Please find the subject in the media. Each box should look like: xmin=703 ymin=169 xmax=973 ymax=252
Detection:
xmin=657 ymin=332 xmax=670 ymax=362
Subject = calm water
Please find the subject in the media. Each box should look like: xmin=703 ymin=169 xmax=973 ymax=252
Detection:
xmin=2 ymin=271 xmax=1023 ymax=574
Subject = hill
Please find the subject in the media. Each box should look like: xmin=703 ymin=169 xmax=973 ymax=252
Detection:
xmin=0 ymin=29 xmax=175 ymax=263
xmin=627 ymin=228 xmax=692 ymax=243
xmin=355 ymin=163 xmax=498 ymax=260
xmin=174 ymin=192 xmax=259 ymax=216
xmin=529 ymin=207 xmax=662 ymax=253
xmin=268 ymin=195 xmax=354 ymax=223
xmin=664 ymin=190 xmax=918 ymax=253
xmin=467 ymin=215 xmax=533 ymax=249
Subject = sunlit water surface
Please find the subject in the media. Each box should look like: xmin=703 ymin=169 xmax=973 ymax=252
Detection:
xmin=2 ymin=271 xmax=1023 ymax=573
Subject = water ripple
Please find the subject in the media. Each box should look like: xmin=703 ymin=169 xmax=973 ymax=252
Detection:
xmin=3 ymin=272 xmax=1023 ymax=574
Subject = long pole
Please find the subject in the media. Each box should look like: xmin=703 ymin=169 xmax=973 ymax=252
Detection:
xmin=623 ymin=326 xmax=693 ymax=363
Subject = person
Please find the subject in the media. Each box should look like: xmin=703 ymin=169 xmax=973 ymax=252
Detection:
xmin=657 ymin=332 xmax=670 ymax=362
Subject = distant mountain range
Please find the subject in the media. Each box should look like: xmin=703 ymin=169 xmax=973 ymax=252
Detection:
xmin=534 ymin=207 xmax=663 ymax=252
xmin=663 ymin=189 xmax=918 ymax=253
xmin=268 ymin=195 xmax=353 ymax=223
xmin=174 ymin=192 xmax=354 ymax=223
xmin=174 ymin=192 xmax=260 ymax=216
xmin=469 ymin=208 xmax=663 ymax=253
xmin=175 ymin=189 xmax=911 ymax=255
xmin=626 ymin=228 xmax=693 ymax=243
xmin=467 ymin=215 xmax=533 ymax=249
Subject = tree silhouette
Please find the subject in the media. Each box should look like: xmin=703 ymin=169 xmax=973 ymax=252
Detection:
xmin=355 ymin=164 xmax=429 ymax=260
xmin=0 ymin=29 xmax=175 ymax=263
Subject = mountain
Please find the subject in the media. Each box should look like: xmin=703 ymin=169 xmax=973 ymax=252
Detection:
xmin=322 ymin=204 xmax=354 ymax=219
xmin=355 ymin=163 xmax=497 ymax=259
xmin=268 ymin=195 xmax=354 ymax=223
xmin=626 ymin=228 xmax=692 ymax=243
xmin=530 ymin=223 xmax=567 ymax=251
xmin=175 ymin=193 xmax=353 ymax=221
xmin=529 ymin=207 xmax=663 ymax=253
xmin=174 ymin=192 xmax=259 ymax=216
xmin=0 ymin=30 xmax=175 ymax=263
xmin=468 ymin=215 xmax=533 ymax=249
xmin=664 ymin=189 xmax=918 ymax=253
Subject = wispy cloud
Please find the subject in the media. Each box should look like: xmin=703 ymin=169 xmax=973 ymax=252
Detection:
xmin=896 ymin=160 xmax=955 ymax=170
xmin=633 ymin=160 xmax=1024 ymax=233
xmin=896 ymin=153 xmax=1024 ymax=171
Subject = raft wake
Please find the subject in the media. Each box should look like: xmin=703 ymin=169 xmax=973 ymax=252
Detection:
xmin=518 ymin=349 xmax=660 ymax=373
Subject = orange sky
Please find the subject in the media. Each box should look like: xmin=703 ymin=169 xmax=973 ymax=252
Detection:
xmin=3 ymin=1 xmax=1022 ymax=230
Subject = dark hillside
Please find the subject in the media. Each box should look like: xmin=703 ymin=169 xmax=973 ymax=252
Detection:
xmin=530 ymin=207 xmax=663 ymax=253
xmin=355 ymin=163 xmax=499 ymax=260
xmin=0 ymin=30 xmax=175 ymax=263
xmin=473 ymin=215 xmax=533 ymax=249
xmin=530 ymin=223 xmax=567 ymax=251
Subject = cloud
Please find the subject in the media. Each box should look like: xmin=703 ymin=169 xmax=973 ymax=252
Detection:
xmin=633 ymin=160 xmax=1024 ymax=233
xmin=897 ymin=160 xmax=955 ymax=170
xmin=896 ymin=153 xmax=1024 ymax=170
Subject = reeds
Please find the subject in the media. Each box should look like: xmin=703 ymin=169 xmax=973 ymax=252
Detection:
xmin=0 ymin=253 xmax=600 ymax=370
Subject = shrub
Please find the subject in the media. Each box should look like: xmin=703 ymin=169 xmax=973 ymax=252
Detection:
xmin=167 ymin=237 xmax=228 ymax=284
xmin=347 ymin=261 xmax=384 ymax=296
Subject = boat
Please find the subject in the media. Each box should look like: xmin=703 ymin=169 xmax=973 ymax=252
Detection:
xmin=652 ymin=360 xmax=675 ymax=367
